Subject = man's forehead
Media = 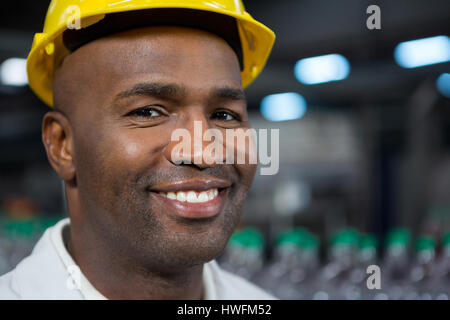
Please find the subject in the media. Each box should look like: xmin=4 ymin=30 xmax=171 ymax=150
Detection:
xmin=60 ymin=26 xmax=241 ymax=77
xmin=66 ymin=26 xmax=239 ymax=62
xmin=54 ymin=26 xmax=243 ymax=114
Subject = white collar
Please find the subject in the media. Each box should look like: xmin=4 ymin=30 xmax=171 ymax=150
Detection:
xmin=50 ymin=218 xmax=107 ymax=300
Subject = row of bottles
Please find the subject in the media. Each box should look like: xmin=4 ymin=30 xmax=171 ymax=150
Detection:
xmin=218 ymin=227 xmax=450 ymax=300
xmin=1 ymin=217 xmax=449 ymax=300
xmin=0 ymin=216 xmax=62 ymax=275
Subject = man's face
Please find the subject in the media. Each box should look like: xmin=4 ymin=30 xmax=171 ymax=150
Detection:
xmin=53 ymin=26 xmax=257 ymax=271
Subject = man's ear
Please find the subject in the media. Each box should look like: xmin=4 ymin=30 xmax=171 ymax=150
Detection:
xmin=42 ymin=111 xmax=76 ymax=182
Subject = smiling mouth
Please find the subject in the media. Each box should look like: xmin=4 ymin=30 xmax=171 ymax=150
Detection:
xmin=149 ymin=178 xmax=231 ymax=220
xmin=151 ymin=188 xmax=227 ymax=220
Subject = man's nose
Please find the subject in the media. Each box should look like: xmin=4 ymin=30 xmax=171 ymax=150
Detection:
xmin=164 ymin=114 xmax=226 ymax=169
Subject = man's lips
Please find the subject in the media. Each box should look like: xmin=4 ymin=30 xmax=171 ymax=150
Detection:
xmin=148 ymin=178 xmax=231 ymax=219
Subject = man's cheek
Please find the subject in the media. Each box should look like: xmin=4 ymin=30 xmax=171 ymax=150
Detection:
xmin=111 ymin=135 xmax=149 ymax=168
xmin=116 ymin=132 xmax=165 ymax=164
xmin=122 ymin=141 xmax=140 ymax=159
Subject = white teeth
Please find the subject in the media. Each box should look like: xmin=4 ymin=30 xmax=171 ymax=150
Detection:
xmin=186 ymin=191 xmax=198 ymax=203
xmin=176 ymin=191 xmax=186 ymax=202
xmin=167 ymin=192 xmax=176 ymax=200
xmin=159 ymin=188 xmax=219 ymax=203
xmin=198 ymin=191 xmax=209 ymax=202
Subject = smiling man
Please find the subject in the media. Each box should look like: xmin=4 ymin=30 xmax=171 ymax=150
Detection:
xmin=0 ymin=0 xmax=275 ymax=299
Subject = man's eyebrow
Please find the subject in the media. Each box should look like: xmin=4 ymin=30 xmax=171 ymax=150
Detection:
xmin=114 ymin=82 xmax=187 ymax=101
xmin=212 ymin=87 xmax=247 ymax=101
xmin=113 ymin=82 xmax=246 ymax=104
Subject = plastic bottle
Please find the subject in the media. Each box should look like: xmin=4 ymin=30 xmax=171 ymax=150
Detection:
xmin=354 ymin=234 xmax=379 ymax=300
xmin=380 ymin=229 xmax=412 ymax=300
xmin=433 ymin=231 xmax=450 ymax=299
xmin=293 ymin=231 xmax=320 ymax=299
xmin=253 ymin=229 xmax=303 ymax=299
xmin=314 ymin=228 xmax=360 ymax=300
xmin=4 ymin=219 xmax=38 ymax=270
xmin=219 ymin=227 xmax=265 ymax=281
xmin=408 ymin=235 xmax=437 ymax=299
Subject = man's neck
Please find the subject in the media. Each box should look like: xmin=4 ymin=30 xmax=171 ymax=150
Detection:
xmin=65 ymin=224 xmax=205 ymax=300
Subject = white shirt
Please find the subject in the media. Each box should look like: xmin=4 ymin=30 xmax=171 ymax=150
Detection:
xmin=0 ymin=218 xmax=276 ymax=300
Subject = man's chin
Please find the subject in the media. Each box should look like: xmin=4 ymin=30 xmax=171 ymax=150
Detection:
xmin=174 ymin=235 xmax=228 ymax=263
xmin=140 ymin=234 xmax=229 ymax=271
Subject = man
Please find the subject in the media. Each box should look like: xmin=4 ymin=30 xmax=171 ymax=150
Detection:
xmin=0 ymin=0 xmax=275 ymax=299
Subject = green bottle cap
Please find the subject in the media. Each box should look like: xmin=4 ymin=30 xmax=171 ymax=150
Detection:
xmin=443 ymin=231 xmax=450 ymax=247
xmin=415 ymin=235 xmax=436 ymax=252
xmin=275 ymin=227 xmax=319 ymax=250
xmin=38 ymin=216 xmax=62 ymax=231
xmin=275 ymin=230 xmax=303 ymax=247
xmin=229 ymin=227 xmax=264 ymax=248
xmin=386 ymin=228 xmax=411 ymax=246
xmin=3 ymin=219 xmax=37 ymax=239
xmin=359 ymin=234 xmax=378 ymax=249
xmin=229 ymin=229 xmax=245 ymax=246
xmin=246 ymin=228 xmax=265 ymax=248
xmin=293 ymin=227 xmax=309 ymax=238
xmin=330 ymin=228 xmax=360 ymax=247
xmin=302 ymin=233 xmax=320 ymax=250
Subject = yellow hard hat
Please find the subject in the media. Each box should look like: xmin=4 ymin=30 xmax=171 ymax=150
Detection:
xmin=27 ymin=0 xmax=276 ymax=107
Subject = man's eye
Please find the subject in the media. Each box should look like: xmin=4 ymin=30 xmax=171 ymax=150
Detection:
xmin=212 ymin=111 xmax=238 ymax=121
xmin=128 ymin=107 xmax=162 ymax=118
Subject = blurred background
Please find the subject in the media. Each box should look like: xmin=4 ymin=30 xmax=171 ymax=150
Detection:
xmin=0 ymin=0 xmax=449 ymax=299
